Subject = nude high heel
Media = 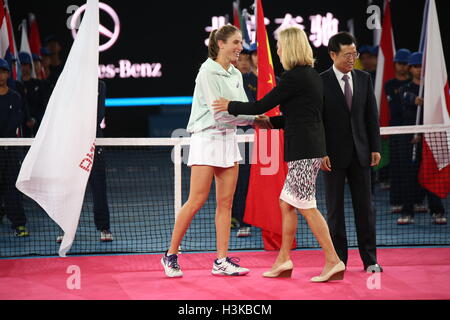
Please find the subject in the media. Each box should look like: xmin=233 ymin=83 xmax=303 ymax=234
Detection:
xmin=263 ymin=260 xmax=294 ymax=278
xmin=310 ymin=261 xmax=346 ymax=283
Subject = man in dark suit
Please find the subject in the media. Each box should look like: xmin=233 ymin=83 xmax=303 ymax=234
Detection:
xmin=320 ymin=32 xmax=383 ymax=273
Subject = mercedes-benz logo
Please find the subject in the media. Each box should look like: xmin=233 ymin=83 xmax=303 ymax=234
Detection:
xmin=71 ymin=2 xmax=120 ymax=52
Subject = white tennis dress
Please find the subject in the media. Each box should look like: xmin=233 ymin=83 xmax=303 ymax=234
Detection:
xmin=188 ymin=128 xmax=242 ymax=168
xmin=186 ymin=58 xmax=255 ymax=168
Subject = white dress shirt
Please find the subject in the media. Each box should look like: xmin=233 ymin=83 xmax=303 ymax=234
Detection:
xmin=333 ymin=65 xmax=353 ymax=96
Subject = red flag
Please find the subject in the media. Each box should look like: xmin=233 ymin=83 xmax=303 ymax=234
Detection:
xmin=374 ymin=0 xmax=395 ymax=128
xmin=28 ymin=13 xmax=42 ymax=55
xmin=243 ymin=0 xmax=290 ymax=250
xmin=5 ymin=0 xmax=18 ymax=80
xmin=232 ymin=1 xmax=241 ymax=29
xmin=418 ymin=0 xmax=450 ymax=198
xmin=28 ymin=13 xmax=45 ymax=79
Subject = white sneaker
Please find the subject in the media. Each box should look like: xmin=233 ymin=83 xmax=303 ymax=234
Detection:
xmin=397 ymin=215 xmax=415 ymax=225
xmin=100 ymin=230 xmax=113 ymax=242
xmin=237 ymin=227 xmax=251 ymax=237
xmin=414 ymin=204 xmax=428 ymax=213
xmin=432 ymin=213 xmax=447 ymax=225
xmin=212 ymin=257 xmax=250 ymax=276
xmin=390 ymin=205 xmax=402 ymax=213
xmin=161 ymin=252 xmax=183 ymax=278
xmin=56 ymin=234 xmax=64 ymax=243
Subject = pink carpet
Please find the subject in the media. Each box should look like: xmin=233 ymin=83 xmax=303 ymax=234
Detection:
xmin=1 ymin=247 xmax=449 ymax=300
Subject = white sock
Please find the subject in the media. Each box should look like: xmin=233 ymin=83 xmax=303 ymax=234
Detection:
xmin=216 ymin=258 xmax=226 ymax=264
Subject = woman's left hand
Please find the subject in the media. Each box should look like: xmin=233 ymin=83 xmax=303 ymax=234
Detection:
xmin=212 ymin=98 xmax=230 ymax=112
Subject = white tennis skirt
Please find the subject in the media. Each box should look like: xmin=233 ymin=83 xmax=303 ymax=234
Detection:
xmin=280 ymin=158 xmax=323 ymax=210
xmin=187 ymin=129 xmax=242 ymax=168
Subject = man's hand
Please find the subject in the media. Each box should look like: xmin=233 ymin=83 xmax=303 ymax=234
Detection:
xmin=321 ymin=156 xmax=332 ymax=172
xmin=371 ymin=152 xmax=381 ymax=167
xmin=415 ymin=97 xmax=424 ymax=106
xmin=254 ymin=115 xmax=273 ymax=129
xmin=212 ymin=98 xmax=230 ymax=112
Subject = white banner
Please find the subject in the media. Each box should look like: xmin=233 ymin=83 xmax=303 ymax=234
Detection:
xmin=16 ymin=0 xmax=99 ymax=257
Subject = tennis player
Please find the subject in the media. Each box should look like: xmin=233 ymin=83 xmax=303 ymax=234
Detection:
xmin=213 ymin=28 xmax=345 ymax=282
xmin=162 ymin=25 xmax=271 ymax=278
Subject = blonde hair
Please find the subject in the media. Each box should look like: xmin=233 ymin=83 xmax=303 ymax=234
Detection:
xmin=208 ymin=25 xmax=241 ymax=60
xmin=278 ymin=27 xmax=315 ymax=70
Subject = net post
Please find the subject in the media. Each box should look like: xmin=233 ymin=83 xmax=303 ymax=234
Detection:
xmin=174 ymin=140 xmax=182 ymax=221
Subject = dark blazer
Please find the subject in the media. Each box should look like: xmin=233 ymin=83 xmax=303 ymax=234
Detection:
xmin=320 ymin=67 xmax=381 ymax=168
xmin=229 ymin=65 xmax=326 ymax=162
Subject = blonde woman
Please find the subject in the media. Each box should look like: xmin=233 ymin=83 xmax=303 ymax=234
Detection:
xmin=162 ymin=25 xmax=271 ymax=278
xmin=213 ymin=27 xmax=345 ymax=282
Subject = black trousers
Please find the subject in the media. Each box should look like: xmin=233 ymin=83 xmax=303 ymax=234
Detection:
xmin=88 ymin=147 xmax=110 ymax=231
xmin=232 ymin=162 xmax=251 ymax=227
xmin=0 ymin=147 xmax=26 ymax=229
xmin=324 ymin=151 xmax=378 ymax=267
xmin=425 ymin=191 xmax=445 ymax=215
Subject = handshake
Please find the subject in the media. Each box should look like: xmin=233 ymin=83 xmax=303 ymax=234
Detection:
xmin=254 ymin=115 xmax=274 ymax=130
xmin=212 ymin=97 xmax=273 ymax=130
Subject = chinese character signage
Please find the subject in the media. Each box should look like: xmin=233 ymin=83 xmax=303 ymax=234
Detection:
xmin=204 ymin=12 xmax=339 ymax=48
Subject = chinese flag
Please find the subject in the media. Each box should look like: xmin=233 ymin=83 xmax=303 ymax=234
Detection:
xmin=243 ymin=0 xmax=291 ymax=251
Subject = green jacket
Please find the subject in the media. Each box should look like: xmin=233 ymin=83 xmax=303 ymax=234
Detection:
xmin=187 ymin=58 xmax=255 ymax=134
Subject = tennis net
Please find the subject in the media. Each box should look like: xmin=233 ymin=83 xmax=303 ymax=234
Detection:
xmin=0 ymin=125 xmax=449 ymax=257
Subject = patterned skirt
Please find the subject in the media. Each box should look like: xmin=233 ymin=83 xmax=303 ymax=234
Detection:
xmin=280 ymin=158 xmax=322 ymax=209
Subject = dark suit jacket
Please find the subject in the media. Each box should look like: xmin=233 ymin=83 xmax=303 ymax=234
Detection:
xmin=320 ymin=67 xmax=381 ymax=169
xmin=229 ymin=65 xmax=326 ymax=162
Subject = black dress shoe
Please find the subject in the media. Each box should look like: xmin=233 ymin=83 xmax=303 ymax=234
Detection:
xmin=365 ymin=264 xmax=383 ymax=273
